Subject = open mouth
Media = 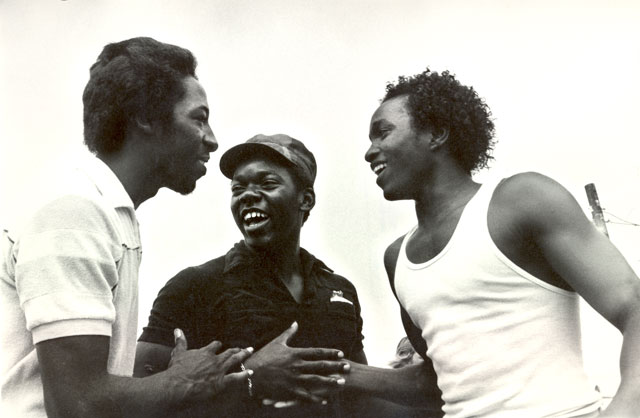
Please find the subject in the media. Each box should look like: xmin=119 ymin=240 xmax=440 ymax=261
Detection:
xmin=242 ymin=209 xmax=270 ymax=230
xmin=372 ymin=162 xmax=387 ymax=176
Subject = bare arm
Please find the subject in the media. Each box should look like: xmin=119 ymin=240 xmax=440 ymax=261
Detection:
xmin=37 ymin=333 xmax=251 ymax=418
xmin=340 ymin=349 xmax=441 ymax=417
xmin=343 ymin=361 xmax=442 ymax=409
xmin=498 ymin=173 xmax=640 ymax=417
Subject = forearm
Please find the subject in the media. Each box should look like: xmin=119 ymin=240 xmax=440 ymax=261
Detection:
xmin=85 ymin=369 xmax=250 ymax=418
xmin=602 ymin=308 xmax=640 ymax=416
xmin=40 ymin=334 xmax=251 ymax=418
xmin=43 ymin=372 xmax=173 ymax=418
xmin=67 ymin=372 xmax=180 ymax=418
xmin=344 ymin=361 xmax=441 ymax=408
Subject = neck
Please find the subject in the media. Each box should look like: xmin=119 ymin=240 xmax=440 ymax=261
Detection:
xmin=413 ymin=163 xmax=480 ymax=227
xmin=273 ymin=240 xmax=302 ymax=272
xmin=98 ymin=141 xmax=162 ymax=209
xmin=257 ymin=235 xmax=303 ymax=285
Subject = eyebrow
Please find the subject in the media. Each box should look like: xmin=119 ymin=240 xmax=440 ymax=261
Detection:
xmin=232 ymin=169 xmax=282 ymax=183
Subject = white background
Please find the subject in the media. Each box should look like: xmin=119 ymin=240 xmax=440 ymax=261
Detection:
xmin=2 ymin=0 xmax=639 ymax=396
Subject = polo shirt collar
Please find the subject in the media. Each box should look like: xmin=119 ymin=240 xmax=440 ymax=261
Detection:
xmin=223 ymin=241 xmax=333 ymax=275
xmin=299 ymin=247 xmax=333 ymax=276
xmin=79 ymin=156 xmax=135 ymax=210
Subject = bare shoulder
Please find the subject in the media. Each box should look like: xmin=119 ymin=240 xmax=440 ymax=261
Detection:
xmin=494 ymin=172 xmax=571 ymax=206
xmin=491 ymin=172 xmax=584 ymax=230
xmin=384 ymin=235 xmax=405 ymax=276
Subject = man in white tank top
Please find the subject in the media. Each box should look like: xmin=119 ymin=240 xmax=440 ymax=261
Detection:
xmin=337 ymin=69 xmax=640 ymax=417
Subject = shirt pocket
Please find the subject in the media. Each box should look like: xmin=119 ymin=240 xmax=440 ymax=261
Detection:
xmin=296 ymin=299 xmax=359 ymax=357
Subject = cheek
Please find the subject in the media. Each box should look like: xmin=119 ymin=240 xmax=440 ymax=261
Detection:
xmin=230 ymin=199 xmax=240 ymax=216
xmin=174 ymin=124 xmax=201 ymax=148
xmin=231 ymin=211 xmax=244 ymax=230
xmin=277 ymin=195 xmax=300 ymax=215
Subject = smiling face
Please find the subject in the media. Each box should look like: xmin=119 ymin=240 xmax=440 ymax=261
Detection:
xmin=155 ymin=76 xmax=218 ymax=195
xmin=230 ymin=156 xmax=313 ymax=251
xmin=365 ymin=95 xmax=433 ymax=201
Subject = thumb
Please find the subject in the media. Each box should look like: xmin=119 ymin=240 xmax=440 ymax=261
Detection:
xmin=274 ymin=321 xmax=298 ymax=345
xmin=172 ymin=328 xmax=188 ymax=356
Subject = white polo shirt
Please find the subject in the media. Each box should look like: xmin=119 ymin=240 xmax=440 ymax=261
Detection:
xmin=1 ymin=157 xmax=142 ymax=417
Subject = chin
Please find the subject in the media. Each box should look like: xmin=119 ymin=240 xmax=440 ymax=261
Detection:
xmin=378 ymin=179 xmax=403 ymax=201
xmin=169 ymin=179 xmax=197 ymax=196
xmin=382 ymin=187 xmax=404 ymax=201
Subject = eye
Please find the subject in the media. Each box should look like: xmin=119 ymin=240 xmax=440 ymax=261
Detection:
xmin=193 ymin=113 xmax=208 ymax=125
xmin=231 ymin=185 xmax=245 ymax=195
xmin=262 ymin=179 xmax=279 ymax=189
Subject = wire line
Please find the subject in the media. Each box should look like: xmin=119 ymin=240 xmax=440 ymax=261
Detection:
xmin=604 ymin=211 xmax=640 ymax=227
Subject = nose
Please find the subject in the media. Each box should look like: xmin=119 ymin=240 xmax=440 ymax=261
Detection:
xmin=364 ymin=142 xmax=378 ymax=163
xmin=239 ymin=187 xmax=261 ymax=204
xmin=203 ymin=126 xmax=218 ymax=152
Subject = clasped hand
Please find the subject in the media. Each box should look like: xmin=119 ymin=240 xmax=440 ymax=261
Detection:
xmin=165 ymin=328 xmax=253 ymax=403
xmin=244 ymin=321 xmax=349 ymax=405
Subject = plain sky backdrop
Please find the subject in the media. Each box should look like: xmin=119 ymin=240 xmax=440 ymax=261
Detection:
xmin=2 ymin=0 xmax=639 ymax=394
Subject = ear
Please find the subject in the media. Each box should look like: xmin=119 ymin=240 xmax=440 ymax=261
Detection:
xmin=299 ymin=187 xmax=315 ymax=213
xmin=133 ymin=114 xmax=155 ymax=136
xmin=429 ymin=127 xmax=450 ymax=150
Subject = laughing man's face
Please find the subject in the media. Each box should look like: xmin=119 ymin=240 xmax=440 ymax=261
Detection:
xmin=230 ymin=157 xmax=304 ymax=250
xmin=365 ymin=95 xmax=434 ymax=201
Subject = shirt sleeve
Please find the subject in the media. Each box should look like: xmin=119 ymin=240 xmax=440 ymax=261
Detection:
xmin=14 ymin=195 xmax=123 ymax=344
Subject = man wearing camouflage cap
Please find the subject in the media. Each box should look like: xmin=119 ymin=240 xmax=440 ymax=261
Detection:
xmin=135 ymin=134 xmax=367 ymax=417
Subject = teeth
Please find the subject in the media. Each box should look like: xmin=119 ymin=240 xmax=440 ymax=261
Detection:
xmin=372 ymin=163 xmax=387 ymax=175
xmin=243 ymin=211 xmax=268 ymax=222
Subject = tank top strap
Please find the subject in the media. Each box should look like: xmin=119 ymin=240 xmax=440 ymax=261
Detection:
xmin=464 ymin=177 xmax=503 ymax=219
xmin=398 ymin=178 xmax=504 ymax=268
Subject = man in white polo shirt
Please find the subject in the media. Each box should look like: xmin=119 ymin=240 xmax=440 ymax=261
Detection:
xmin=0 ymin=37 xmax=252 ymax=418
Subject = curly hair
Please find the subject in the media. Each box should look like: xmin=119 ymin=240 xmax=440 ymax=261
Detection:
xmin=82 ymin=37 xmax=197 ymax=156
xmin=384 ymin=68 xmax=496 ymax=174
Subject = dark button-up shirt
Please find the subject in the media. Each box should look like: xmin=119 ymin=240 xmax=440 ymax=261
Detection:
xmin=139 ymin=241 xmax=364 ymax=417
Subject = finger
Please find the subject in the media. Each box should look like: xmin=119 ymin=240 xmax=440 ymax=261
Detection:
xmin=296 ymin=374 xmax=347 ymax=389
xmin=172 ymin=328 xmax=188 ymax=356
xmin=203 ymin=340 xmax=223 ymax=354
xmin=290 ymin=387 xmax=324 ymax=403
xmin=274 ymin=400 xmax=299 ymax=408
xmin=215 ymin=347 xmax=242 ymax=364
xmin=213 ymin=346 xmax=249 ymax=371
xmin=294 ymin=360 xmax=349 ymax=375
xmin=294 ymin=347 xmax=343 ymax=361
xmin=223 ymin=347 xmax=253 ymax=369
xmin=221 ymin=368 xmax=254 ymax=390
xmin=262 ymin=398 xmax=276 ymax=406
xmin=273 ymin=321 xmax=298 ymax=345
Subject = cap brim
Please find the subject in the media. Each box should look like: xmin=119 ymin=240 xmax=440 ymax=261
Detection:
xmin=219 ymin=143 xmax=296 ymax=179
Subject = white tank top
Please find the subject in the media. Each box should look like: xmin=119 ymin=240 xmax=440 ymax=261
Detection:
xmin=395 ymin=179 xmax=602 ymax=418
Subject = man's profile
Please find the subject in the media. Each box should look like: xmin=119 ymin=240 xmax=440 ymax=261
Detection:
xmin=1 ymin=37 xmax=251 ymax=418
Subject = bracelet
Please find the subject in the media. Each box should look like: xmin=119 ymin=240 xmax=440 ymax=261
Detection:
xmin=239 ymin=362 xmax=253 ymax=398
